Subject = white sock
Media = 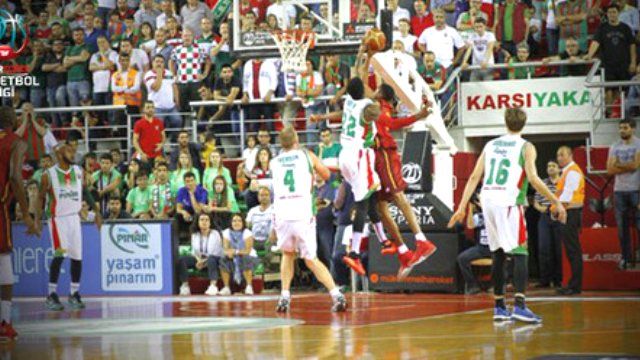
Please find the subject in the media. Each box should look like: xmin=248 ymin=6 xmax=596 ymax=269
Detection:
xmin=48 ymin=283 xmax=58 ymax=295
xmin=0 ymin=301 xmax=10 ymax=324
xmin=351 ymin=232 xmax=363 ymax=254
xmin=373 ymin=222 xmax=388 ymax=242
xmin=398 ymin=244 xmax=409 ymax=254
xmin=281 ymin=290 xmax=291 ymax=299
xmin=415 ymin=232 xmax=427 ymax=242
xmin=329 ymin=287 xmax=342 ymax=299
xmin=70 ymin=282 xmax=80 ymax=295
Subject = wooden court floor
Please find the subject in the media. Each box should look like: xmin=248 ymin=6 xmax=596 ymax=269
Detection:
xmin=5 ymin=291 xmax=640 ymax=359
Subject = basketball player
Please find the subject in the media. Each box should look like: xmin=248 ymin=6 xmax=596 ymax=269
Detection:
xmin=369 ymin=84 xmax=437 ymax=278
xmin=448 ymin=108 xmax=567 ymax=323
xmin=36 ymin=143 xmax=102 ymax=311
xmin=270 ymin=126 xmax=347 ymax=313
xmin=311 ymin=76 xmax=387 ymax=276
xmin=0 ymin=106 xmax=39 ymax=340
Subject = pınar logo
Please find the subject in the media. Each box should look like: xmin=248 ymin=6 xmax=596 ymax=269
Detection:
xmin=0 ymin=10 xmax=28 ymax=61
xmin=109 ymin=224 xmax=150 ymax=254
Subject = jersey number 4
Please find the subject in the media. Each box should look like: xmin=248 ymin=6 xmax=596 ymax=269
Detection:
xmin=486 ymin=158 xmax=510 ymax=186
xmin=284 ymin=169 xmax=295 ymax=192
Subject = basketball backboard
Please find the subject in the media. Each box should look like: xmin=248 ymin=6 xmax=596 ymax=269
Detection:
xmin=231 ymin=0 xmax=386 ymax=59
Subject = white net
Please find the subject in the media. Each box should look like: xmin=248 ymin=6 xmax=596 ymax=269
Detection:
xmin=271 ymin=30 xmax=315 ymax=73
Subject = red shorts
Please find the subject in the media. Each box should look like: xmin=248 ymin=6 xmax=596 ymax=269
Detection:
xmin=0 ymin=202 xmax=12 ymax=254
xmin=374 ymin=147 xmax=406 ymax=202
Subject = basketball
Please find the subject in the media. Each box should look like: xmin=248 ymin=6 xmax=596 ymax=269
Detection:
xmin=364 ymin=28 xmax=387 ymax=53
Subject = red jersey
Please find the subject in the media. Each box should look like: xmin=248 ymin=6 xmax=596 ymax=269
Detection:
xmin=375 ymin=100 xmax=419 ymax=150
xmin=133 ymin=117 xmax=165 ymax=159
xmin=0 ymin=128 xmax=19 ymax=205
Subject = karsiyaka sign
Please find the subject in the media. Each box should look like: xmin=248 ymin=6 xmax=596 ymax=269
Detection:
xmin=461 ymin=77 xmax=598 ymax=127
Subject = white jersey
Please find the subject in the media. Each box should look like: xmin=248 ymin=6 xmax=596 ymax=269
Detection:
xmin=46 ymin=165 xmax=83 ymax=218
xmin=480 ymin=134 xmax=529 ymax=207
xmin=340 ymin=95 xmax=376 ymax=150
xmin=270 ymin=149 xmax=314 ymax=221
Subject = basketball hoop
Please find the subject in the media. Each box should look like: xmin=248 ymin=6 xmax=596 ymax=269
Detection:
xmin=271 ymin=29 xmax=316 ymax=73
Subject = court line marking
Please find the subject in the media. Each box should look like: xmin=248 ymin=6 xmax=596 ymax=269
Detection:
xmin=527 ymin=296 xmax=640 ymax=302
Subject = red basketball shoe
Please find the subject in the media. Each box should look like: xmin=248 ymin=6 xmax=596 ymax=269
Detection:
xmin=343 ymin=252 xmax=366 ymax=276
xmin=397 ymin=249 xmax=416 ymax=279
xmin=408 ymin=239 xmax=437 ymax=268
xmin=380 ymin=240 xmax=398 ymax=256
xmin=0 ymin=321 xmax=18 ymax=341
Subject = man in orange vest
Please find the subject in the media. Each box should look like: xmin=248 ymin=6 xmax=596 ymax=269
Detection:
xmin=111 ymin=53 xmax=142 ymax=128
xmin=555 ymin=145 xmax=585 ymax=295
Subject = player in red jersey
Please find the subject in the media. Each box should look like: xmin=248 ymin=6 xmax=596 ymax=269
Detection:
xmin=370 ymin=84 xmax=437 ymax=278
xmin=0 ymin=106 xmax=39 ymax=341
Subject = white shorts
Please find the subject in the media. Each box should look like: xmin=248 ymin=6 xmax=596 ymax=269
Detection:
xmin=482 ymin=204 xmax=528 ymax=254
xmin=339 ymin=147 xmax=380 ymax=202
xmin=274 ymin=218 xmax=317 ymax=260
xmin=0 ymin=254 xmax=12 ymax=286
xmin=49 ymin=214 xmax=83 ymax=260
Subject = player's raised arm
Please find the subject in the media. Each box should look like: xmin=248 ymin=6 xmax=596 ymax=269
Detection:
xmin=448 ymin=152 xmax=486 ymax=228
xmin=523 ymin=142 xmax=567 ymax=224
xmin=310 ymin=110 xmax=342 ymax=123
xmin=308 ymin=150 xmax=330 ymax=181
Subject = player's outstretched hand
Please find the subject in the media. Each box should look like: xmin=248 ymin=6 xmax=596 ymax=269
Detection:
xmin=447 ymin=209 xmax=465 ymax=229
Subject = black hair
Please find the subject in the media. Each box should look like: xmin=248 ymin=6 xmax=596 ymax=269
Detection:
xmin=379 ymin=83 xmax=396 ymax=102
xmin=347 ymin=77 xmax=365 ymax=100
xmin=100 ymin=153 xmax=113 ymax=162
xmin=620 ymin=117 xmax=637 ymax=128
xmin=183 ymin=171 xmax=196 ymax=181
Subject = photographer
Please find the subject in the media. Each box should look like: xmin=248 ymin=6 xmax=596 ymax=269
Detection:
xmin=456 ymin=192 xmax=491 ymax=295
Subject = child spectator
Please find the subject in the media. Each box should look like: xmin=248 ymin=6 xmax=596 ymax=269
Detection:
xmin=178 ymin=213 xmax=224 ymax=296
xmin=237 ymin=135 xmax=258 ymax=191
xmin=171 ymin=152 xmax=201 ymax=196
xmin=220 ymin=213 xmax=258 ymax=295
xmin=31 ymin=154 xmax=54 ymax=185
xmin=126 ymin=169 xmax=152 ymax=219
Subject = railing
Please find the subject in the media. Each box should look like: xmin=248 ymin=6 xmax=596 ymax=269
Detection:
xmin=189 ymin=95 xmax=335 ymax=153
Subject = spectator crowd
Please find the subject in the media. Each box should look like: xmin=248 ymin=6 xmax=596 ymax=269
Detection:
xmin=5 ymin=0 xmax=640 ymax=295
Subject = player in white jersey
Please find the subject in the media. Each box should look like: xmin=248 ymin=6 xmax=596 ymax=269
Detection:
xmin=36 ymin=143 xmax=102 ymax=311
xmin=448 ymin=108 xmax=566 ymax=324
xmin=270 ymin=126 xmax=346 ymax=313
xmin=310 ymin=77 xmax=391 ymax=276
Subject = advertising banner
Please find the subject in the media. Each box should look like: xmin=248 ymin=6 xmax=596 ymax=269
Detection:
xmin=12 ymin=220 xmax=174 ymax=297
xmin=368 ymin=233 xmax=461 ymax=293
xmin=460 ymin=77 xmax=598 ymax=127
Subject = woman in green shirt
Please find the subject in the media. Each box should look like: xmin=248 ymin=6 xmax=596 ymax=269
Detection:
xmin=205 ymin=175 xmax=239 ymax=228
xmin=202 ymin=150 xmax=233 ymax=194
xmin=171 ymin=152 xmax=201 ymax=195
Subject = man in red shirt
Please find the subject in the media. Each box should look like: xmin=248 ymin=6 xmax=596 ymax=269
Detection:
xmin=0 ymin=106 xmax=38 ymax=340
xmin=411 ymin=0 xmax=435 ymax=37
xmin=133 ymin=101 xmax=166 ymax=165
xmin=373 ymin=84 xmax=438 ymax=277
